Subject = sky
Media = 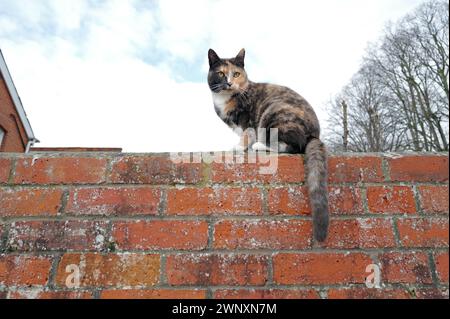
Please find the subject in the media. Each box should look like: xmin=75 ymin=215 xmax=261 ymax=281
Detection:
xmin=0 ymin=0 xmax=427 ymax=152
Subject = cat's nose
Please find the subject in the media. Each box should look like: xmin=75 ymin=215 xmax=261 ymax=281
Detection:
xmin=226 ymin=82 xmax=232 ymax=87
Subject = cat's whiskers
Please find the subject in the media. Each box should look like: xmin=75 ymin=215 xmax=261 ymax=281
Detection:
xmin=210 ymin=84 xmax=224 ymax=91
xmin=211 ymin=83 xmax=233 ymax=93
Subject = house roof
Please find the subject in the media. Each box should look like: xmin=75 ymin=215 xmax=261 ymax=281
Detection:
xmin=0 ymin=49 xmax=38 ymax=147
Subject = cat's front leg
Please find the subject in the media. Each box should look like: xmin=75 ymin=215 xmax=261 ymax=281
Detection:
xmin=251 ymin=142 xmax=289 ymax=153
xmin=231 ymin=127 xmax=256 ymax=152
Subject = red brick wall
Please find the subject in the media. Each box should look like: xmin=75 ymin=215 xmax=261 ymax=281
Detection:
xmin=0 ymin=153 xmax=448 ymax=299
xmin=0 ymin=75 xmax=27 ymax=152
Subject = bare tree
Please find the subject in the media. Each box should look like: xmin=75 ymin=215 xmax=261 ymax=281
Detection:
xmin=326 ymin=61 xmax=408 ymax=152
xmin=341 ymin=100 xmax=349 ymax=151
xmin=325 ymin=0 xmax=449 ymax=152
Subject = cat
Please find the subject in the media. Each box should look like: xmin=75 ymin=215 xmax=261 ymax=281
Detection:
xmin=207 ymin=48 xmax=329 ymax=242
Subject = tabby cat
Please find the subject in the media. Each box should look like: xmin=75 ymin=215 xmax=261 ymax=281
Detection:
xmin=207 ymin=48 xmax=329 ymax=241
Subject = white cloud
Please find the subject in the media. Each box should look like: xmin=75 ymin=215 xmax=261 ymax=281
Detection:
xmin=48 ymin=0 xmax=87 ymax=32
xmin=0 ymin=0 xmax=427 ymax=152
xmin=155 ymin=0 xmax=211 ymax=62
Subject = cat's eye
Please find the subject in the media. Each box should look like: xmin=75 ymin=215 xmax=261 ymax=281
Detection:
xmin=233 ymin=72 xmax=241 ymax=78
xmin=217 ymin=71 xmax=225 ymax=78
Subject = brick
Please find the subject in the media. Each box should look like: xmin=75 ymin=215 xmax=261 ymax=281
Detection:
xmin=213 ymin=219 xmax=312 ymax=249
xmin=434 ymin=251 xmax=449 ymax=283
xmin=397 ymin=218 xmax=449 ymax=248
xmin=268 ymin=186 xmax=310 ymax=215
xmin=8 ymin=289 xmax=93 ymax=299
xmin=0 ymin=255 xmax=52 ymax=286
xmin=0 ymin=188 xmax=62 ymax=217
xmin=109 ymin=156 xmax=202 ymax=184
xmin=328 ymin=156 xmax=383 ymax=183
xmin=418 ymin=186 xmax=449 ymax=214
xmin=214 ymin=289 xmax=319 ymax=299
xmin=273 ymin=253 xmax=372 ymax=285
xmin=65 ymin=187 xmax=161 ymax=216
xmin=0 ymin=291 xmax=6 ymax=299
xmin=211 ymin=155 xmax=305 ymax=183
xmin=167 ymin=187 xmax=262 ymax=215
xmin=322 ymin=218 xmax=395 ymax=249
xmin=274 ymin=156 xmax=305 ymax=183
xmin=55 ymin=253 xmax=160 ymax=288
xmin=100 ymin=289 xmax=206 ymax=299
xmin=8 ymin=221 xmax=108 ymax=251
xmin=112 ymin=220 xmax=208 ymax=250
xmin=388 ymin=155 xmax=448 ymax=182
xmin=379 ymin=252 xmax=432 ymax=284
xmin=14 ymin=157 xmax=107 ymax=184
xmin=269 ymin=187 xmax=364 ymax=216
xmin=329 ymin=187 xmax=364 ymax=215
xmin=328 ymin=288 xmax=411 ymax=299
xmin=166 ymin=254 xmax=268 ymax=286
xmin=367 ymin=186 xmax=416 ymax=214
xmin=414 ymin=288 xmax=449 ymax=299
xmin=0 ymin=158 xmax=11 ymax=183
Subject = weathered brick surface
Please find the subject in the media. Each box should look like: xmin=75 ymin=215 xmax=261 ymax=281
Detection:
xmin=414 ymin=288 xmax=450 ymax=299
xmin=214 ymin=289 xmax=319 ymax=299
xmin=387 ymin=155 xmax=449 ymax=182
xmin=14 ymin=157 xmax=107 ymax=184
xmin=327 ymin=288 xmax=411 ymax=299
xmin=8 ymin=221 xmax=108 ymax=251
xmin=379 ymin=252 xmax=432 ymax=284
xmin=0 ymin=153 xmax=447 ymax=299
xmin=367 ymin=186 xmax=416 ymax=214
xmin=100 ymin=289 xmax=206 ymax=299
xmin=328 ymin=156 xmax=384 ymax=183
xmin=267 ymin=186 xmax=310 ymax=215
xmin=55 ymin=253 xmax=160 ymax=288
xmin=328 ymin=187 xmax=364 ymax=215
xmin=112 ymin=220 xmax=208 ymax=250
xmin=109 ymin=156 xmax=202 ymax=184
xmin=397 ymin=218 xmax=449 ymax=248
xmin=418 ymin=185 xmax=449 ymax=214
xmin=322 ymin=219 xmax=396 ymax=249
xmin=166 ymin=254 xmax=269 ymax=286
xmin=214 ymin=219 xmax=312 ymax=249
xmin=273 ymin=253 xmax=372 ymax=285
xmin=66 ymin=187 xmax=161 ymax=216
xmin=8 ymin=289 xmax=93 ymax=299
xmin=0 ymin=158 xmax=11 ymax=183
xmin=0 ymin=188 xmax=62 ymax=216
xmin=268 ymin=186 xmax=366 ymax=216
xmin=167 ymin=187 xmax=262 ymax=215
xmin=211 ymin=155 xmax=305 ymax=183
xmin=434 ymin=251 xmax=449 ymax=284
xmin=0 ymin=255 xmax=52 ymax=286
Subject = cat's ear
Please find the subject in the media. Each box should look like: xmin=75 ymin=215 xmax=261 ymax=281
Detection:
xmin=235 ymin=48 xmax=245 ymax=67
xmin=208 ymin=49 xmax=221 ymax=67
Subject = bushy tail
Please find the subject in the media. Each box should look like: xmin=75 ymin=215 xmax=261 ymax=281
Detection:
xmin=305 ymin=138 xmax=329 ymax=242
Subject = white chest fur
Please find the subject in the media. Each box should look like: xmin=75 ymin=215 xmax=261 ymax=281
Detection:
xmin=212 ymin=92 xmax=233 ymax=118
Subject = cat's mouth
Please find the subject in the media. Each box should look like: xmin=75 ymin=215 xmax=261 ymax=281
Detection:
xmin=212 ymin=84 xmax=234 ymax=93
xmin=222 ymin=82 xmax=238 ymax=92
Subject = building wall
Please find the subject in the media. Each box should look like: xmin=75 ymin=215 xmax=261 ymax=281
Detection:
xmin=0 ymin=152 xmax=448 ymax=299
xmin=0 ymin=74 xmax=27 ymax=152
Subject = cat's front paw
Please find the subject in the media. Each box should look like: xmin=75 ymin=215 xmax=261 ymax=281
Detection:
xmin=251 ymin=142 xmax=271 ymax=152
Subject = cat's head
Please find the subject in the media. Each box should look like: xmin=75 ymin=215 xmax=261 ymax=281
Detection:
xmin=207 ymin=49 xmax=248 ymax=94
